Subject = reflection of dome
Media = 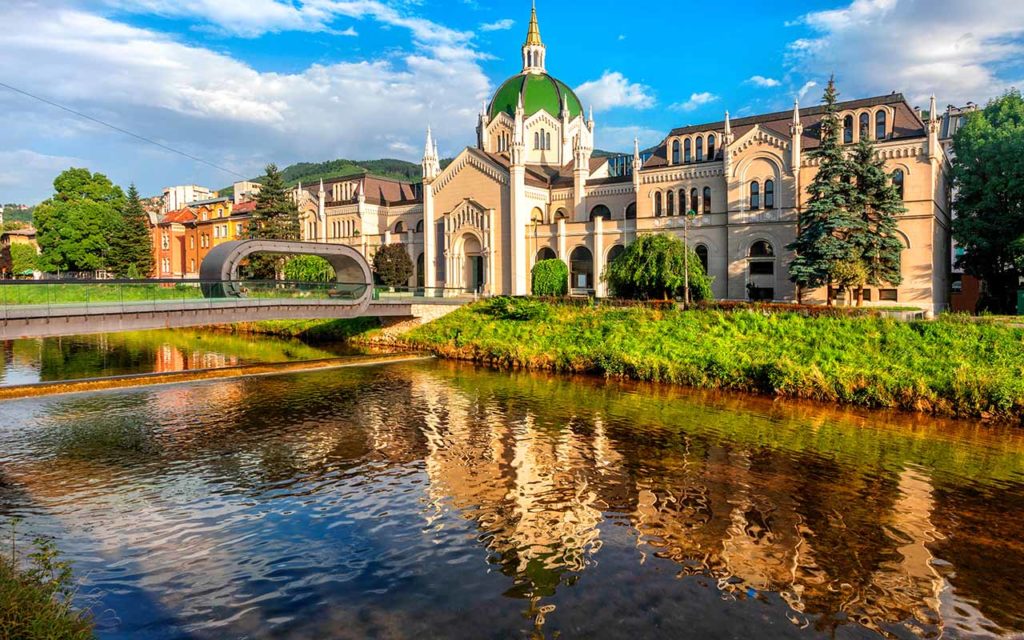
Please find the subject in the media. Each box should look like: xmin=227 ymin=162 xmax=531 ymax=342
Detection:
xmin=489 ymin=73 xmax=583 ymax=121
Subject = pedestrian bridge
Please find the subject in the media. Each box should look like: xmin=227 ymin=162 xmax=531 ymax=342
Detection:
xmin=0 ymin=240 xmax=473 ymax=339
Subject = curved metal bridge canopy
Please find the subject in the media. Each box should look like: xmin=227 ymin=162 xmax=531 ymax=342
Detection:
xmin=199 ymin=240 xmax=374 ymax=304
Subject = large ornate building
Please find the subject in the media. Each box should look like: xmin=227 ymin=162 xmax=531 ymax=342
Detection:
xmin=294 ymin=5 xmax=953 ymax=314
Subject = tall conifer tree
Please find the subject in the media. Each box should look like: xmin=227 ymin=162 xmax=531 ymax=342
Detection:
xmin=787 ymin=78 xmax=862 ymax=304
xmin=248 ymin=163 xmax=301 ymax=279
xmin=109 ymin=183 xmax=155 ymax=277
xmin=849 ymin=137 xmax=906 ymax=304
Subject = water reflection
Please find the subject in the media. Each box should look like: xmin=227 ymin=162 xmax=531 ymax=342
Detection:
xmin=0 ymin=330 xmax=353 ymax=385
xmin=0 ymin=360 xmax=1022 ymax=638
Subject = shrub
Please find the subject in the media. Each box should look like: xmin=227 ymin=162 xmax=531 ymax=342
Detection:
xmin=531 ymin=259 xmax=568 ymax=296
xmin=373 ymin=244 xmax=414 ymax=287
xmin=479 ymin=296 xmax=550 ymax=321
xmin=0 ymin=522 xmax=93 ymax=639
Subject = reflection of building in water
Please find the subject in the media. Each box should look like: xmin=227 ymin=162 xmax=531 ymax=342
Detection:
xmin=411 ymin=370 xmax=626 ymax=600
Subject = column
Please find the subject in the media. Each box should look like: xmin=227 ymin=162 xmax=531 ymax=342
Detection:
xmin=593 ymin=217 xmax=605 ymax=297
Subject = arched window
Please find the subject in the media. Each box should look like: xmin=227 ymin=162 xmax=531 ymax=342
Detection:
xmin=844 ymin=115 xmax=854 ymax=144
xmin=654 ymin=192 xmax=663 ymax=217
xmin=416 ymin=253 xmax=425 ymax=288
xmin=684 ymin=139 xmax=692 ymax=163
xmin=394 ymin=221 xmax=405 ymax=234
xmin=570 ymin=246 xmax=594 ymax=291
xmin=702 ymin=187 xmax=712 ymax=213
xmin=607 ymin=244 xmax=625 ymax=266
xmin=875 ymin=110 xmax=887 ymax=140
xmin=892 ymin=169 xmax=905 ymax=200
xmin=667 ymin=190 xmax=675 ymax=216
xmin=672 ymin=140 xmax=680 ymax=165
xmin=707 ymin=135 xmax=716 ymax=160
xmin=696 ymin=136 xmax=704 ymax=162
xmin=536 ymin=247 xmax=557 ymax=262
xmin=750 ymin=181 xmax=760 ymax=210
xmin=690 ymin=188 xmax=699 ymax=214
xmin=534 ymin=131 xmax=540 ymax=149
xmin=749 ymin=241 xmax=774 ymax=257
xmin=625 ymin=202 xmax=637 ymax=220
xmin=764 ymin=179 xmax=775 ymax=209
xmin=555 ymin=208 xmax=568 ymax=220
xmin=546 ymin=131 xmax=552 ymax=150
xmin=859 ymin=112 xmax=870 ymax=138
xmin=416 ymin=219 xmax=424 ymax=232
xmin=589 ymin=204 xmax=611 ymax=221
xmin=695 ymin=244 xmax=709 ymax=274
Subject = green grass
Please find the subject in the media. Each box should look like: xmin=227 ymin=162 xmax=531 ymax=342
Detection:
xmin=0 ymin=283 xmax=203 ymax=306
xmin=406 ymin=300 xmax=1024 ymax=423
xmin=0 ymin=527 xmax=93 ymax=640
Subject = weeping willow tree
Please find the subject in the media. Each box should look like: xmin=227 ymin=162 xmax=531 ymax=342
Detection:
xmin=603 ymin=233 xmax=712 ymax=301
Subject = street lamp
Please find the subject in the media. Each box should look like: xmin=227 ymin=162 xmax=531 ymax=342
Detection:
xmin=683 ymin=208 xmax=698 ymax=306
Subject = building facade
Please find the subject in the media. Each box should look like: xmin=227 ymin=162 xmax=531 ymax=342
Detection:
xmin=294 ymin=6 xmax=951 ymax=313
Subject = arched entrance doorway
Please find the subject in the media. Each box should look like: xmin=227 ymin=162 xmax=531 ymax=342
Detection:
xmin=460 ymin=234 xmax=486 ymax=293
xmin=570 ymin=246 xmax=593 ymax=293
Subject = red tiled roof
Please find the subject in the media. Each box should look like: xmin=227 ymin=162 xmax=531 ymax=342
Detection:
xmin=160 ymin=207 xmax=196 ymax=224
xmin=231 ymin=201 xmax=256 ymax=215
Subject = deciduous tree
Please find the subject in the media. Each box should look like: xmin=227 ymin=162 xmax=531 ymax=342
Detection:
xmin=33 ymin=168 xmax=124 ymax=273
xmin=952 ymin=90 xmax=1024 ymax=313
xmin=373 ymin=244 xmax=414 ymax=287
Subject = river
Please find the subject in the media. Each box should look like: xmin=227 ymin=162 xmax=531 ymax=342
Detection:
xmin=0 ymin=332 xmax=1023 ymax=638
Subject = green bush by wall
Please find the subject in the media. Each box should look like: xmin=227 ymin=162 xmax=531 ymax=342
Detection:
xmin=531 ymin=259 xmax=568 ymax=297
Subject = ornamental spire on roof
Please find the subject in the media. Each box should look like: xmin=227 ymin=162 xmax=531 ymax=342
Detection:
xmin=521 ymin=1 xmax=546 ymax=73
xmin=525 ymin=1 xmax=542 ymax=46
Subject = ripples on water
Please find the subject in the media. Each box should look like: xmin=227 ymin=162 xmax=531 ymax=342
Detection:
xmin=0 ymin=361 xmax=1023 ymax=639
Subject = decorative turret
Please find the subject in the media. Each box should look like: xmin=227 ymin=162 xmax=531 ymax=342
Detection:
xmin=928 ymin=94 xmax=940 ymax=161
xmin=587 ymin=105 xmax=595 ymax=131
xmin=422 ymin=127 xmax=440 ymax=182
xmin=511 ymin=94 xmax=526 ymax=166
xmin=632 ymin=137 xmax=642 ymax=191
xmin=522 ymin=2 xmax=546 ymax=74
xmin=790 ymin=99 xmax=803 ymax=174
xmin=722 ymin=110 xmax=734 ymax=175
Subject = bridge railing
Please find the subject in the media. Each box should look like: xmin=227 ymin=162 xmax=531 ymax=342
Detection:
xmin=0 ymin=279 xmax=371 ymax=320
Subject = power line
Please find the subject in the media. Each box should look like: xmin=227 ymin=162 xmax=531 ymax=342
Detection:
xmin=0 ymin=80 xmax=249 ymax=180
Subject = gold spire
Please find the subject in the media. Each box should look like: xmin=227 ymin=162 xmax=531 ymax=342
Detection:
xmin=525 ymin=2 xmax=542 ymax=46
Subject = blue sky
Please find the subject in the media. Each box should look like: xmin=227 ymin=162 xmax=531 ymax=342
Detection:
xmin=1 ymin=0 xmax=1022 ymax=203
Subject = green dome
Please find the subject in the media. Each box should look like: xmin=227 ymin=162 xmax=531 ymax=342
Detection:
xmin=489 ymin=73 xmax=583 ymax=121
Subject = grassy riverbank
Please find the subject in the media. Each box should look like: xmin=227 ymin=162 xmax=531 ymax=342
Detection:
xmin=404 ymin=299 xmax=1024 ymax=423
xmin=220 ymin=317 xmax=383 ymax=342
xmin=0 ymin=533 xmax=93 ymax=639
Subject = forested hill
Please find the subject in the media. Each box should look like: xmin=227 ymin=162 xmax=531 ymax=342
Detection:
xmin=220 ymin=149 xmax=629 ymax=196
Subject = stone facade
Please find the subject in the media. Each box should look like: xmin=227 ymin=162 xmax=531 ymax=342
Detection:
xmin=293 ymin=5 xmax=952 ymax=315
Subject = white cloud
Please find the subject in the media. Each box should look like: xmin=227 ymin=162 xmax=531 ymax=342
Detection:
xmin=670 ymin=92 xmax=719 ymax=112
xmin=747 ymin=75 xmax=781 ymax=88
xmin=480 ymin=19 xmax=514 ymax=32
xmin=575 ymin=71 xmax=654 ymax=112
xmin=787 ymin=0 xmax=1024 ymax=105
xmin=797 ymin=81 xmax=819 ymax=101
xmin=0 ymin=2 xmax=490 ymax=202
